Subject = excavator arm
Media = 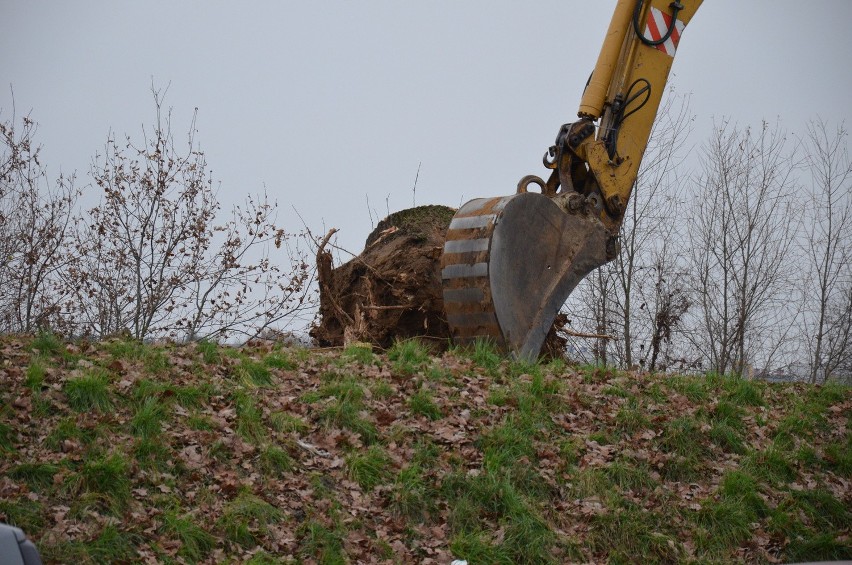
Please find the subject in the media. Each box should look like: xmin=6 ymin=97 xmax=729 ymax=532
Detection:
xmin=440 ymin=0 xmax=703 ymax=358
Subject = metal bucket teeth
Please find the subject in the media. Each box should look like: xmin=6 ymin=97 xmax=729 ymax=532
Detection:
xmin=441 ymin=193 xmax=610 ymax=359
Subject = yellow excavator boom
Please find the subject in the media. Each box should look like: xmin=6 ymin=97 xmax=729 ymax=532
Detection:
xmin=581 ymin=0 xmax=702 ymax=231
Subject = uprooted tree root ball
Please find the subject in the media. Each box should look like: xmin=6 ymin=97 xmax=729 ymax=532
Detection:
xmin=311 ymin=205 xmax=455 ymax=350
xmin=310 ymin=205 xmax=568 ymax=357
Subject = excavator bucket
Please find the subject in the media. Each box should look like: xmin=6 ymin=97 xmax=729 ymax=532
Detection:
xmin=439 ymin=0 xmax=705 ymax=359
xmin=441 ymin=192 xmax=611 ymax=359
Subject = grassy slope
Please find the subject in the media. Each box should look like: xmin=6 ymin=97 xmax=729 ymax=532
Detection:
xmin=0 ymin=334 xmax=850 ymax=564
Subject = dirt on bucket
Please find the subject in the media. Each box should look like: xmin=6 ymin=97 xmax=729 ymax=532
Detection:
xmin=310 ymin=204 xmax=568 ymax=357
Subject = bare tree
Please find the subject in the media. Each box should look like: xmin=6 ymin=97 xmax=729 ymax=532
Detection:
xmin=591 ymin=268 xmax=615 ymax=366
xmin=821 ymin=281 xmax=852 ymax=384
xmin=68 ymin=88 xmax=218 ymax=339
xmin=800 ymin=118 xmax=852 ymax=383
xmin=178 ymin=194 xmax=315 ymax=342
xmin=612 ymin=91 xmax=694 ymax=369
xmin=561 ymin=90 xmax=694 ymax=369
xmin=561 ymin=265 xmax=617 ymax=366
xmin=66 ymin=86 xmax=313 ymax=341
xmin=0 ymin=109 xmax=78 ymax=333
xmin=641 ymin=243 xmax=692 ymax=372
xmin=687 ymin=120 xmax=800 ymax=376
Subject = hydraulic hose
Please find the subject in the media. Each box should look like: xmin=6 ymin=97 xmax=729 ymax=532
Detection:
xmin=632 ymin=0 xmax=684 ymax=46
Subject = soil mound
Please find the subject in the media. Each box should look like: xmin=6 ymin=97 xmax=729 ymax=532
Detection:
xmin=310 ymin=205 xmax=567 ymax=357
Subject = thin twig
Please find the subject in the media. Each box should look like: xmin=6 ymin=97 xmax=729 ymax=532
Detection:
xmin=412 ymin=161 xmax=421 ymax=207
xmin=561 ymin=329 xmax=615 ymax=340
xmin=317 ymin=228 xmax=338 ymax=256
xmin=296 ymin=439 xmax=331 ymax=458
xmin=361 ymin=304 xmax=411 ymax=311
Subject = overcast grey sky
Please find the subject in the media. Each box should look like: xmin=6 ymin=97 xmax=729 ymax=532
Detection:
xmin=3 ymin=1 xmax=852 ymax=255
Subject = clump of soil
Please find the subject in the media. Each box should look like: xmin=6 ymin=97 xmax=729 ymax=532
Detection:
xmin=310 ymin=204 xmax=568 ymax=357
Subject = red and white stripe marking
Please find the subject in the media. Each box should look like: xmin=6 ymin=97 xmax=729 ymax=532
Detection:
xmin=644 ymin=6 xmax=685 ymax=57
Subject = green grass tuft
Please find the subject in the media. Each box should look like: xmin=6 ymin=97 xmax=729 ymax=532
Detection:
xmin=31 ymin=331 xmax=63 ymax=355
xmin=244 ymin=549 xmax=291 ymax=564
xmin=487 ymin=385 xmax=510 ymax=407
xmin=569 ymin=467 xmax=618 ymax=505
xmin=218 ymin=492 xmax=282 ymax=547
xmin=809 ymin=380 xmax=847 ymax=406
xmin=589 ymin=507 xmax=682 ymax=564
xmin=187 ymin=413 xmax=215 ymax=431
xmin=161 ymin=511 xmax=216 ymax=560
xmin=269 ymin=411 xmax=308 ymax=434
xmin=342 ymin=343 xmax=375 ymax=365
xmin=86 ymin=524 xmax=138 ymax=563
xmin=791 ymin=488 xmax=851 ymax=531
xmin=388 ymin=338 xmax=431 ymax=375
xmin=443 ymin=470 xmax=525 ymax=531
xmin=317 ymin=375 xmax=365 ymax=403
xmin=143 ymin=348 xmax=171 ymax=374
xmin=785 ymin=532 xmax=852 ymax=562
xmin=580 ymin=364 xmax=613 ymax=384
xmin=0 ymin=419 xmax=15 ymax=452
xmin=66 ymin=452 xmax=131 ymax=514
xmin=719 ymin=470 xmax=767 ymax=518
xmin=369 ymin=379 xmax=394 ymax=399
xmin=479 ymin=416 xmax=537 ymax=474
xmin=412 ymin=437 xmax=441 ymax=469
xmin=659 ymin=415 xmax=706 ymax=458
xmin=263 ymin=350 xmax=297 ymax=370
xmin=132 ymin=436 xmax=172 ymax=471
xmin=614 ymin=403 xmax=650 ymax=435
xmin=64 ymin=369 xmax=113 ymax=412
xmin=46 ymin=416 xmax=99 ymax=450
xmin=659 ymin=454 xmax=702 ymax=482
xmin=468 ymin=338 xmax=502 ymax=374
xmin=173 ymin=383 xmax=214 ymax=407
xmin=318 ymin=399 xmax=377 ymax=443
xmin=389 ymin=463 xmax=434 ymax=520
xmin=9 ymin=462 xmax=61 ymax=492
xmin=669 ymin=376 xmax=710 ymax=402
xmin=347 ymin=445 xmax=393 ymax=490
xmin=234 ymin=389 xmax=266 ymax=443
xmin=239 ymin=359 xmax=273 ymax=386
xmin=744 ymin=444 xmax=796 ymax=485
xmin=259 ymin=444 xmax=294 ymax=476
xmin=104 ymin=338 xmax=144 ymax=359
xmin=443 ymin=468 xmax=557 ymax=563
xmin=298 ymin=519 xmax=346 ymax=564
xmin=508 ymin=357 xmax=542 ymax=380
xmin=711 ymin=399 xmax=745 ymax=429
xmin=516 ymin=371 xmax=563 ymax=415
xmin=502 ymin=509 xmax=556 ymax=564
xmin=694 ymin=497 xmax=754 ymax=553
xmin=196 ymin=339 xmax=221 ymax=363
xmin=604 ymin=458 xmax=655 ymax=493
xmin=131 ymin=397 xmax=167 ymax=439
xmin=724 ymin=377 xmax=764 ymax=406
xmin=408 ymin=387 xmax=442 ymax=420
xmin=105 ymin=339 xmax=171 ymax=374
xmin=0 ymin=499 xmax=45 ymax=532
xmin=449 ymin=531 xmax=511 ymax=565
xmin=708 ymin=421 xmax=746 ymax=454
xmin=823 ymin=439 xmax=852 ymax=476
xmin=25 ymin=357 xmax=47 ymax=390
xmin=311 ymin=377 xmax=378 ymax=443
